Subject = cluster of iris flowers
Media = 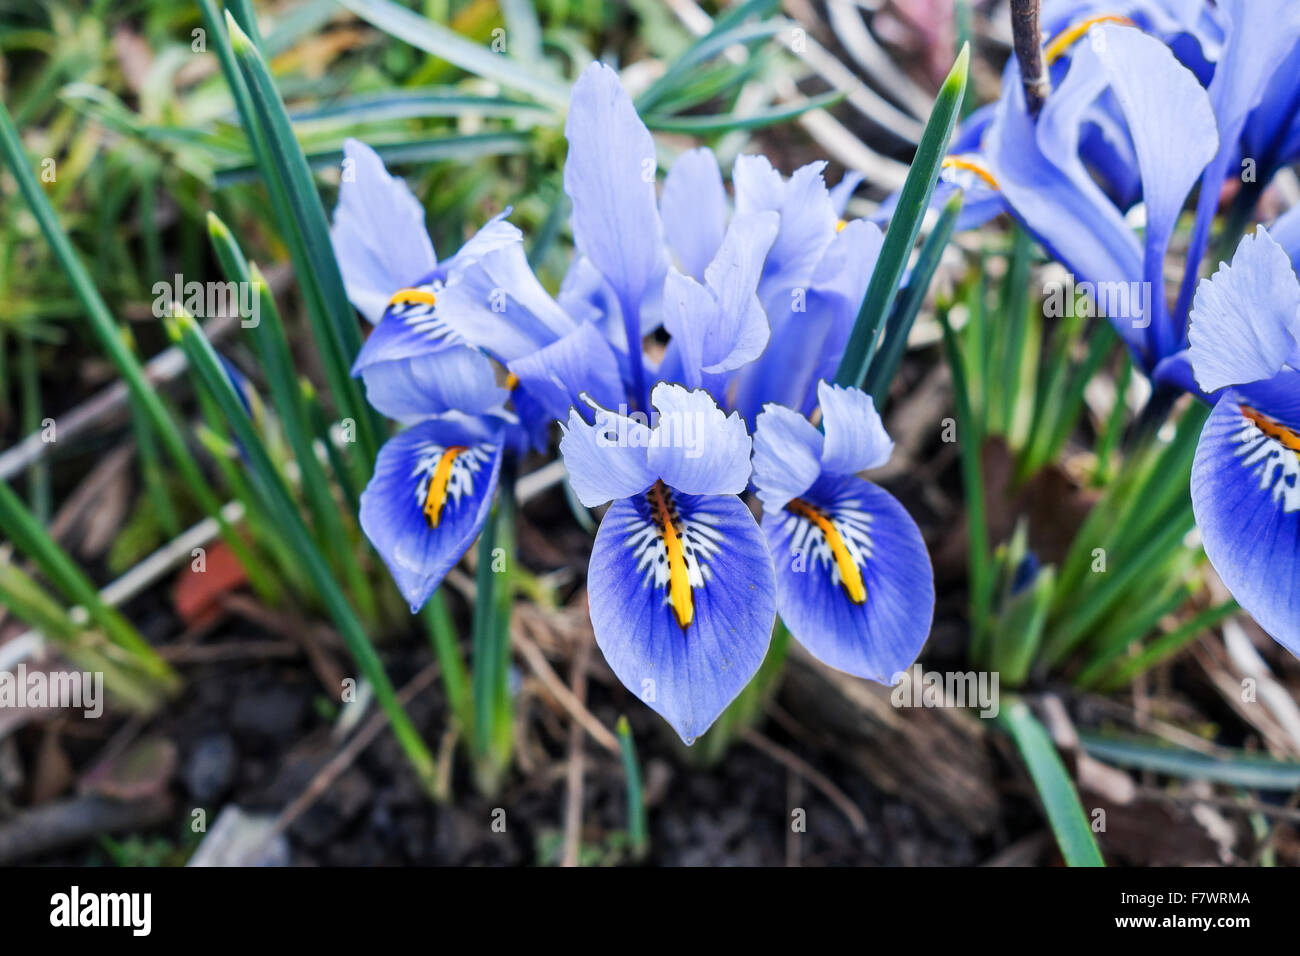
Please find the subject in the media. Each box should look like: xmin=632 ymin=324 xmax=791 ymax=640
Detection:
xmin=331 ymin=0 xmax=1300 ymax=744
xmin=329 ymin=63 xmax=933 ymax=744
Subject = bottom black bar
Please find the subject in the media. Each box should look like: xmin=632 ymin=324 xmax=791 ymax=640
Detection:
xmin=0 ymin=866 xmax=1279 ymax=942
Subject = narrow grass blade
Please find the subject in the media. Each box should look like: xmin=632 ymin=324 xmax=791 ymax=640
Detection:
xmin=936 ymin=306 xmax=992 ymax=660
xmin=471 ymin=471 xmax=516 ymax=793
xmin=287 ymin=88 xmax=552 ymax=125
xmin=993 ymin=227 xmax=1035 ymax=434
xmin=1097 ymin=600 xmax=1238 ymax=691
xmin=998 ymin=698 xmax=1105 ymax=866
xmin=423 ymin=591 xmax=474 ymax=737
xmin=206 ymin=212 xmax=378 ymax=625
xmin=989 ymin=566 xmax=1055 ymax=687
xmin=617 ymin=715 xmax=649 ymax=861
xmin=337 ymin=0 xmax=570 ymax=109
xmin=0 ymin=559 xmax=168 ymax=713
xmin=644 ymin=91 xmax=845 ymax=134
xmin=834 ymin=45 xmax=969 ymax=389
xmin=1079 ymin=732 xmax=1300 ymax=790
xmin=200 ymin=2 xmax=380 ymax=464
xmin=865 ymin=191 xmax=962 ymax=405
xmin=636 ymin=0 xmax=783 ymax=113
xmin=214 ymin=133 xmax=534 ymax=186
xmin=1073 ymin=580 xmax=1192 ymax=689
xmin=1044 ymin=500 xmax=1196 ymax=666
xmin=1091 ymin=353 xmax=1132 ymax=485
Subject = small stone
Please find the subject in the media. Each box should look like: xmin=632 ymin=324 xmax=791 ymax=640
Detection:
xmin=184 ymin=734 xmax=237 ymax=803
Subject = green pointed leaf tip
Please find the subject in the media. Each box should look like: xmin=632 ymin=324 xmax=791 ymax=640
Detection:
xmin=162 ymin=315 xmax=183 ymax=344
xmin=206 ymin=210 xmax=231 ymax=241
xmin=946 ymin=42 xmax=971 ymax=95
xmin=999 ymin=699 xmax=1105 ymax=867
xmin=616 ymin=715 xmax=631 ymax=736
xmin=224 ymin=9 xmax=253 ymax=52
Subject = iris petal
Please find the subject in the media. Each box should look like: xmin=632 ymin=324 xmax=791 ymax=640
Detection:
xmin=764 ymin=474 xmax=934 ymax=681
xmin=661 ymin=147 xmax=727 ymax=281
xmin=588 ymin=488 xmax=776 ymax=743
xmin=817 ymin=381 xmax=894 ymax=475
xmin=1191 ymin=381 xmax=1300 ymax=659
xmin=733 ymin=156 xmax=838 ymax=301
xmin=751 ymin=403 xmax=823 ymax=512
xmin=563 ymin=63 xmax=665 ymax=327
xmin=645 ymin=383 xmax=752 ymax=497
xmin=507 ymin=321 xmax=625 ymax=424
xmin=1187 ymin=227 xmax=1300 ymax=394
xmin=558 ymin=405 xmax=655 ymax=509
xmin=359 ymin=416 xmax=504 ymax=612
xmin=1089 ymin=24 xmax=1218 ymax=357
xmin=330 ymin=139 xmax=438 ymax=324
xmin=436 ymin=238 xmax=576 ymax=365
xmin=351 ymin=293 xmax=506 ymax=422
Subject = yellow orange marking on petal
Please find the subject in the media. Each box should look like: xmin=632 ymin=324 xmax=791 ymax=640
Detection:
xmin=389 ymin=288 xmax=438 ymax=308
xmin=941 ymin=155 xmax=1001 ymax=192
xmin=649 ymin=480 xmax=694 ymax=630
xmin=1043 ymin=15 xmax=1135 ymax=65
xmin=423 ymin=446 xmax=467 ymax=528
xmin=504 ymin=372 xmax=520 ymax=391
xmin=835 ymin=219 xmax=849 ymax=233
xmin=1241 ymin=405 xmax=1300 ymax=452
xmin=787 ymin=498 xmax=866 ymax=604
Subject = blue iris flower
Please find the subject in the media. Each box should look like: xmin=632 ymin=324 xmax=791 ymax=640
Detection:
xmin=1184 ymin=226 xmax=1300 ymax=659
xmin=330 ymin=139 xmax=540 ymax=612
xmin=560 ymin=383 xmax=776 ymax=744
xmin=751 ymin=382 xmax=934 ymax=683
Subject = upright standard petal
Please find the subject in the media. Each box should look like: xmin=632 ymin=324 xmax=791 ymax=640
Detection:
xmin=699 ymin=211 xmax=779 ymax=373
xmin=764 ymin=474 xmax=934 ymax=681
xmin=659 ymin=269 xmax=721 ymax=390
xmin=661 ymin=148 xmax=728 ymax=281
xmin=660 ymin=211 xmax=779 ymax=387
xmin=731 ymin=219 xmax=882 ymax=422
xmin=987 ymin=56 xmax=1146 ymax=355
xmin=1089 ymin=24 xmax=1218 ymax=357
xmin=1191 ymin=373 xmax=1300 ymax=659
xmin=330 ymin=139 xmax=438 ymax=324
xmin=359 ymin=415 xmax=504 ymax=612
xmin=817 ymin=382 xmax=894 ymax=475
xmin=733 ymin=156 xmax=838 ymax=300
xmin=1269 ymin=202 xmax=1300 ymax=273
xmin=828 ymin=171 xmax=864 ymax=218
xmin=1188 ymin=227 xmax=1300 ymax=394
xmin=588 ymin=486 xmax=777 ymax=743
xmin=563 ymin=63 xmax=665 ymax=329
xmin=645 ymin=383 xmax=752 ymax=497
